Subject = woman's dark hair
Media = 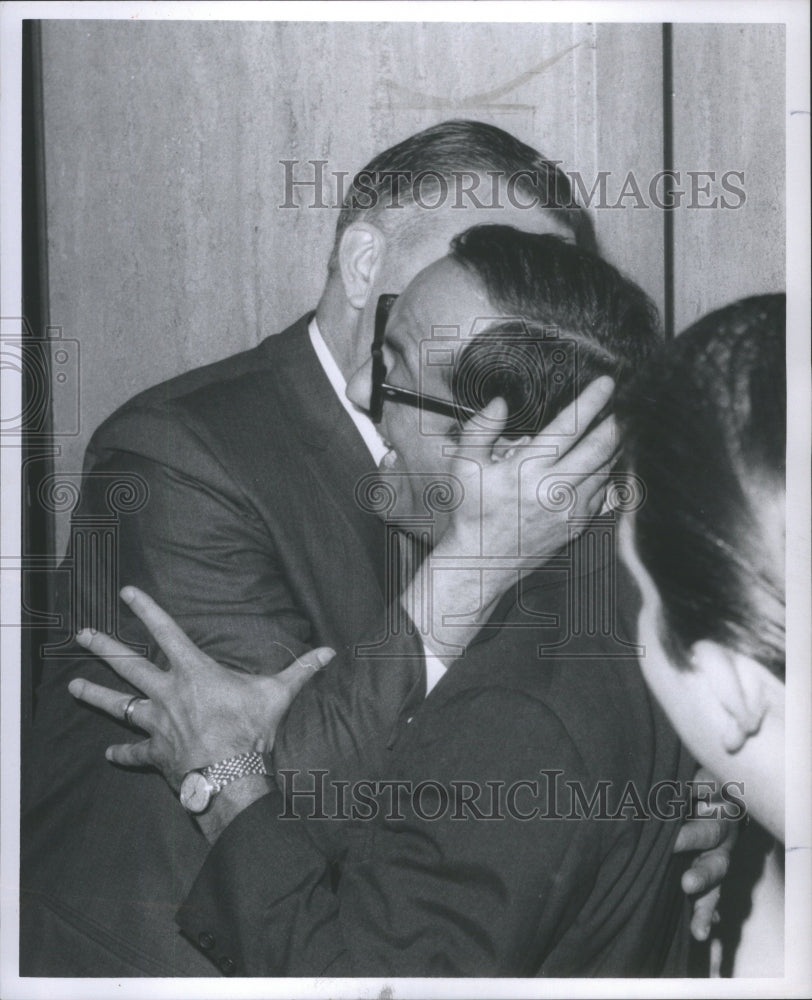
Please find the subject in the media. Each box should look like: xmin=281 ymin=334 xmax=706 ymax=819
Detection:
xmin=447 ymin=225 xmax=663 ymax=438
xmin=616 ymin=294 xmax=786 ymax=678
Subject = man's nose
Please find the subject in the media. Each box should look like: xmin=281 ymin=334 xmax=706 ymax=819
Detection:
xmin=346 ymin=357 xmax=373 ymax=411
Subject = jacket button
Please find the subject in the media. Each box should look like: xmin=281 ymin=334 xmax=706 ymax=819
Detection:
xmin=198 ymin=931 xmax=215 ymax=951
xmin=218 ymin=955 xmax=236 ymax=976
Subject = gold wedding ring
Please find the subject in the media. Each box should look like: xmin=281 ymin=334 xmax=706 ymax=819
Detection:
xmin=122 ymin=695 xmax=146 ymax=729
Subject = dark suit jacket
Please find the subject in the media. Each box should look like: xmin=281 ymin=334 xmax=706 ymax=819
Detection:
xmin=177 ymin=533 xmax=695 ymax=977
xmin=21 ymin=316 xmax=422 ymax=975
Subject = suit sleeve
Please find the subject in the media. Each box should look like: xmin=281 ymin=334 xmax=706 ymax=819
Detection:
xmin=177 ymin=687 xmax=600 ymax=977
xmin=273 ymin=633 xmax=426 ymax=786
xmin=69 ymin=402 xmax=426 ymax=793
xmin=71 ymin=404 xmax=315 ymax=676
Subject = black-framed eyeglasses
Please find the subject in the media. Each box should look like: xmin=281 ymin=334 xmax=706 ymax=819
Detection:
xmin=368 ymin=293 xmax=478 ymax=425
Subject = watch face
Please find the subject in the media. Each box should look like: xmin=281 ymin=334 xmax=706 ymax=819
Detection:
xmin=180 ymin=771 xmax=214 ymax=814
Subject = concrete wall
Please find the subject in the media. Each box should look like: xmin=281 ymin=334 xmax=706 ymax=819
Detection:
xmin=39 ymin=19 xmax=785 ymax=556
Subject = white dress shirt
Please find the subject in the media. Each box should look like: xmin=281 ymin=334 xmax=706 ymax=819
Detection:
xmin=308 ymin=316 xmax=447 ymax=697
xmin=308 ymin=316 xmax=390 ymax=467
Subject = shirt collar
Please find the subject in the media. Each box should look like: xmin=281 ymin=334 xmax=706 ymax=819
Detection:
xmin=309 ymin=318 xmax=446 ymax=702
xmin=308 ymin=316 xmax=389 ymax=466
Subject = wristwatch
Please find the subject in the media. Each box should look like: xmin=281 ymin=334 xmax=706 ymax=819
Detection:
xmin=179 ymin=750 xmax=274 ymax=814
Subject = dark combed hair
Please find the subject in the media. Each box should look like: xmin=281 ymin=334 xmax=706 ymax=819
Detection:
xmin=446 ymin=224 xmax=662 ymax=438
xmin=329 ymin=119 xmax=595 ymax=270
xmin=616 ymin=294 xmax=786 ymax=678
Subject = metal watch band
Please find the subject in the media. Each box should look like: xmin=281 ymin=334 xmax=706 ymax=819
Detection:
xmin=200 ymin=750 xmax=273 ymax=792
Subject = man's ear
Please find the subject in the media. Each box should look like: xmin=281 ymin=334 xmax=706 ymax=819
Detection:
xmin=689 ymin=639 xmax=772 ymax=754
xmin=338 ymin=222 xmax=386 ymax=309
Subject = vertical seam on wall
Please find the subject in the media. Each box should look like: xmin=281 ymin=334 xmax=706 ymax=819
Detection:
xmin=22 ymin=20 xmax=54 ymax=716
xmin=30 ymin=23 xmax=50 ymax=324
xmin=662 ymin=22 xmax=675 ymax=339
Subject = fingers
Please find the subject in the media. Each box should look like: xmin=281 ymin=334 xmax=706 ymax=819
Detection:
xmin=75 ymin=629 xmax=162 ymax=697
xmin=119 ymin=586 xmax=205 ymax=672
xmin=277 ymin=647 xmax=335 ymax=697
xmin=68 ymin=678 xmax=153 ymax=728
xmin=554 ymin=414 xmax=618 ymax=477
xmin=458 ymin=397 xmax=508 ymax=450
xmin=573 ymin=459 xmax=615 ymax=516
xmin=105 ymin=740 xmax=154 ymax=768
xmin=542 ymin=376 xmax=615 ymax=457
xmin=689 ymin=886 xmax=722 ymax=942
xmin=681 ymin=844 xmax=731 ymax=896
xmin=674 ymin=795 xmax=737 ymax=942
xmin=673 ymin=816 xmax=729 ymax=855
xmin=680 ymin=826 xmax=730 ymax=941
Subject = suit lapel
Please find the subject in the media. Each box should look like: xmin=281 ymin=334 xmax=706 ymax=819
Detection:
xmin=260 ymin=318 xmax=388 ymax=594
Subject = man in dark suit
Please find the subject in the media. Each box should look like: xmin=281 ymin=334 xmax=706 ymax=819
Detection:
xmin=20 ymin=121 xmax=608 ymax=976
xmin=70 ymin=228 xmax=698 ymax=976
xmin=23 ymin=121 xmax=728 ymax=977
